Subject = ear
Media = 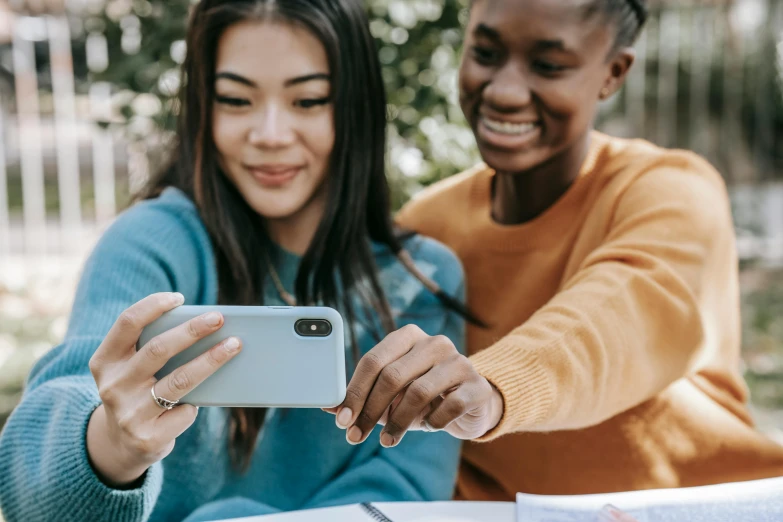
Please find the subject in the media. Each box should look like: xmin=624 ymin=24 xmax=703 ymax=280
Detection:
xmin=599 ymin=48 xmax=636 ymax=100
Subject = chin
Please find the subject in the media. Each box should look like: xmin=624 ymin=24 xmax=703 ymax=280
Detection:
xmin=241 ymin=192 xmax=306 ymax=220
xmin=250 ymin=202 xmax=304 ymax=220
xmin=478 ymin=144 xmax=551 ymax=174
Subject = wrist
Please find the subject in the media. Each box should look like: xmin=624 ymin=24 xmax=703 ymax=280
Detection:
xmin=86 ymin=405 xmax=148 ymax=488
xmin=484 ymin=381 xmax=504 ymax=436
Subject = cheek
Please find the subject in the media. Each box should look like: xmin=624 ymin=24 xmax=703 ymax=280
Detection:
xmin=211 ymin=112 xmax=245 ymax=158
xmin=459 ymin=60 xmax=485 ymax=100
xmin=535 ymin=79 xmax=593 ymax=125
xmin=303 ymin=113 xmax=335 ymax=173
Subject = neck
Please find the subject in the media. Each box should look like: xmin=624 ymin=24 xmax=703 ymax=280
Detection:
xmin=491 ymin=133 xmax=591 ymax=225
xmin=265 ymin=192 xmax=327 ymax=256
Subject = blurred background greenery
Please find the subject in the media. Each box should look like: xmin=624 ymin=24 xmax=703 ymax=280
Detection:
xmin=1 ymin=0 xmax=783 ymax=450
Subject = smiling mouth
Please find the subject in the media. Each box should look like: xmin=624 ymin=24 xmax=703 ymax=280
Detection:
xmin=480 ymin=116 xmax=539 ymax=136
xmin=246 ymin=164 xmax=302 ymax=174
xmin=245 ymin=164 xmax=303 ymax=187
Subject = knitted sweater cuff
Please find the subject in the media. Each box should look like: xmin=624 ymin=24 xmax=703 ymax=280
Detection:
xmin=37 ymin=381 xmax=162 ymax=521
xmin=470 ymin=340 xmax=555 ymax=442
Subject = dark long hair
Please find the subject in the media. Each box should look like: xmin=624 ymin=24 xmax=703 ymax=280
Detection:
xmin=141 ymin=0 xmax=479 ymax=472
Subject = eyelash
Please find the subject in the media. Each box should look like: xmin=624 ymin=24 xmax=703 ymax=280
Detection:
xmin=533 ymin=60 xmax=566 ymax=75
xmin=215 ymin=95 xmax=250 ymax=107
xmin=296 ymin=97 xmax=331 ymax=109
xmin=471 ymin=45 xmax=568 ymax=76
xmin=471 ymin=46 xmax=500 ymax=65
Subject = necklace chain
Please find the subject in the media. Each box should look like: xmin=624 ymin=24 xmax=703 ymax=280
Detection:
xmin=264 ymin=252 xmax=297 ymax=306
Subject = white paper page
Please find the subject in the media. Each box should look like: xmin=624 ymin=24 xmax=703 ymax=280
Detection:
xmin=217 ymin=501 xmax=514 ymax=522
xmin=220 ymin=503 xmax=369 ymax=522
xmin=516 ymin=476 xmax=783 ymax=522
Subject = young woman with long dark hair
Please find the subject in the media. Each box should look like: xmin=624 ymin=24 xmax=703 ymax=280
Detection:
xmin=0 ymin=1 xmax=468 ymax=520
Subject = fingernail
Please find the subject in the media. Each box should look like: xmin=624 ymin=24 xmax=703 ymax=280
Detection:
xmin=205 ymin=312 xmax=222 ymax=327
xmin=224 ymin=337 xmax=240 ymax=353
xmin=336 ymin=408 xmax=352 ymax=429
xmin=171 ymin=292 xmax=185 ymax=305
xmin=380 ymin=432 xmax=395 ymax=448
xmin=423 ymin=420 xmax=440 ymax=432
xmin=347 ymin=426 xmax=362 ymax=445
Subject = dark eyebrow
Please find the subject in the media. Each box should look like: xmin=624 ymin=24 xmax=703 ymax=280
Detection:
xmin=474 ymin=23 xmax=501 ymax=42
xmin=284 ymin=73 xmax=330 ymax=86
xmin=215 ymin=71 xmax=330 ymax=88
xmin=215 ymin=71 xmax=256 ymax=87
xmin=533 ymin=40 xmax=568 ymax=52
xmin=474 ymin=24 xmax=570 ymax=53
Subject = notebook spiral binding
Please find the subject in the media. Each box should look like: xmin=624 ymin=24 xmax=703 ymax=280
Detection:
xmin=360 ymin=502 xmax=395 ymax=522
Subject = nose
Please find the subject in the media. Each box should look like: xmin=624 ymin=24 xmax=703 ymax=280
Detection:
xmin=482 ymin=62 xmax=532 ymax=113
xmin=248 ymin=103 xmax=296 ymax=149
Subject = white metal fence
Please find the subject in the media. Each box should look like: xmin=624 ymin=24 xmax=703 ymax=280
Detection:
xmin=1 ymin=2 xmax=130 ymax=274
xmin=600 ymin=0 xmax=783 ymax=186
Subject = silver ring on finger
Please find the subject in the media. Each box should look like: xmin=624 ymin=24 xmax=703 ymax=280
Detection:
xmin=151 ymin=384 xmax=180 ymax=410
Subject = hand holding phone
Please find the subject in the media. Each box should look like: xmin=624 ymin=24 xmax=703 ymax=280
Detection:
xmin=86 ymin=292 xmax=241 ymax=487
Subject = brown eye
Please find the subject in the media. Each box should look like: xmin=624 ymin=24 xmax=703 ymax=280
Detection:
xmin=532 ymin=60 xmax=566 ymax=75
xmin=471 ymin=46 xmax=500 ymax=65
xmin=216 ymin=95 xmax=250 ymax=107
xmin=295 ymin=97 xmax=331 ymax=109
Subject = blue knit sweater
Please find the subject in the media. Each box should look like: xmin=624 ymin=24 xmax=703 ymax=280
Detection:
xmin=0 ymin=188 xmax=465 ymax=522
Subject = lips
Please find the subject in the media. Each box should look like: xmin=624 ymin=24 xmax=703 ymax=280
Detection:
xmin=245 ymin=164 xmax=303 ymax=187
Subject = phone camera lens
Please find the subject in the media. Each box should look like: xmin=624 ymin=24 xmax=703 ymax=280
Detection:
xmin=295 ymin=319 xmax=332 ymax=337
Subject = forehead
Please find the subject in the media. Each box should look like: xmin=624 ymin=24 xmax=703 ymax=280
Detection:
xmin=215 ymin=20 xmax=329 ymax=80
xmin=468 ymin=0 xmax=613 ymax=52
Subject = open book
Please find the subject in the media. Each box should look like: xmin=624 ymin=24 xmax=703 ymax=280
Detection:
xmin=516 ymin=476 xmax=783 ymax=521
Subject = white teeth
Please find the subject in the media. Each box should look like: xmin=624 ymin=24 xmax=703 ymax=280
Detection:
xmin=482 ymin=117 xmax=537 ymax=135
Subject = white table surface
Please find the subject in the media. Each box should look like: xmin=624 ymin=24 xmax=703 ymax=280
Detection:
xmin=214 ymin=501 xmax=515 ymax=522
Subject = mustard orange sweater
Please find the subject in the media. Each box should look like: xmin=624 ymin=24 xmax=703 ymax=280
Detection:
xmin=396 ymin=132 xmax=783 ymax=498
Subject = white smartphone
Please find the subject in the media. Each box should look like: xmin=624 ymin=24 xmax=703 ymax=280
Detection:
xmin=137 ymin=305 xmax=346 ymax=408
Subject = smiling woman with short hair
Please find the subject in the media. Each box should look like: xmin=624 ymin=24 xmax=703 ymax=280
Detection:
xmin=329 ymin=0 xmax=783 ymax=499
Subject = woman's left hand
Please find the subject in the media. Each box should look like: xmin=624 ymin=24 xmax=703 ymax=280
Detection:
xmin=324 ymin=325 xmax=504 ymax=447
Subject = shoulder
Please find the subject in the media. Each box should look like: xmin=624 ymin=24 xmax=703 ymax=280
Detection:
xmin=101 ymin=187 xmax=212 ymax=255
xmin=83 ymin=187 xmax=216 ymax=298
xmin=594 ymin=144 xmax=733 ymax=246
xmin=372 ymin=234 xmax=465 ymax=312
xmin=592 ymin=133 xmax=729 ymax=222
xmin=620 ymin=142 xmax=727 ymax=210
xmin=596 ymin=132 xmax=726 ymax=193
xmin=112 ymin=187 xmax=206 ymax=236
xmin=403 ymin=234 xmax=465 ymax=295
xmin=395 ymin=164 xmax=489 ymax=235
